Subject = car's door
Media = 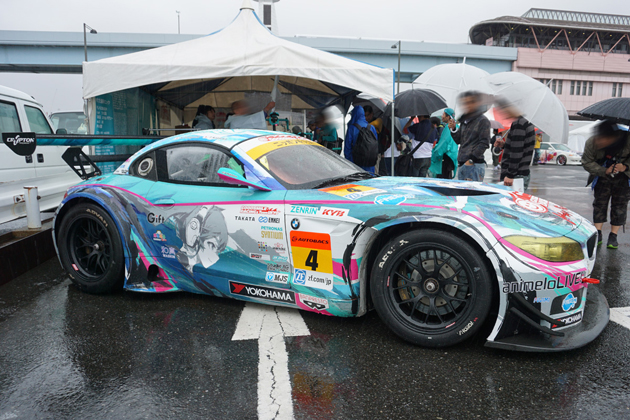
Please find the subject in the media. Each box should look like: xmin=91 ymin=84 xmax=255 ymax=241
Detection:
xmin=142 ymin=143 xmax=289 ymax=296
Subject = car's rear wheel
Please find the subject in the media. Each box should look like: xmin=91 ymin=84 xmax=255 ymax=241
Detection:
xmin=557 ymin=155 xmax=567 ymax=165
xmin=371 ymin=229 xmax=492 ymax=347
xmin=58 ymin=203 xmax=125 ymax=293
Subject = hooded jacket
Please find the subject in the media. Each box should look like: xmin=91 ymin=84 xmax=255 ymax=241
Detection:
xmin=451 ymin=110 xmax=491 ymax=164
xmin=345 ymin=106 xmax=377 ymax=172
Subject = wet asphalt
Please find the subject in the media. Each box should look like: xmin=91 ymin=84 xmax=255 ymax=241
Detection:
xmin=1 ymin=164 xmax=630 ymax=420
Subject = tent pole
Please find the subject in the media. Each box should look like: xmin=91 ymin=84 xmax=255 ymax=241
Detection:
xmin=391 ymin=101 xmax=395 ymax=176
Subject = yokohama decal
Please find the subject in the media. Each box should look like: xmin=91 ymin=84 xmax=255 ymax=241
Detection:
xmin=229 ymin=281 xmax=295 ymax=304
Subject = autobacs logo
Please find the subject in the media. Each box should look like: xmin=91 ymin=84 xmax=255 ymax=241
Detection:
xmin=229 ymin=281 xmax=295 ymax=304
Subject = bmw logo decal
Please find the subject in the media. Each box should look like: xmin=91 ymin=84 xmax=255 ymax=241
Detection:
xmin=291 ymin=218 xmax=300 ymax=229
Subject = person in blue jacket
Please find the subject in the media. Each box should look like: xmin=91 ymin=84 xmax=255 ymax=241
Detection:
xmin=345 ymin=106 xmax=377 ymax=174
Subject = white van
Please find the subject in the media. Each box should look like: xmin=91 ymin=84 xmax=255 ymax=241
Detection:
xmin=0 ymin=85 xmax=81 ymax=223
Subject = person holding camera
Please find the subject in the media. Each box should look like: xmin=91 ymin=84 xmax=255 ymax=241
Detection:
xmin=582 ymin=120 xmax=630 ymax=249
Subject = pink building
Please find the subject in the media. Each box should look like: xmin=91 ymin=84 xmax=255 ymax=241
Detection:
xmin=470 ymin=9 xmax=630 ymax=118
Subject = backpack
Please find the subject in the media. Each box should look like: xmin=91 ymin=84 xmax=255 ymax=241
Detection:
xmin=394 ymin=128 xmax=435 ymax=177
xmin=352 ymin=124 xmax=379 ymax=167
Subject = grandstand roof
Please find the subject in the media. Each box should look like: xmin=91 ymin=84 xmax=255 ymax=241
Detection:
xmin=470 ymin=8 xmax=630 ymax=44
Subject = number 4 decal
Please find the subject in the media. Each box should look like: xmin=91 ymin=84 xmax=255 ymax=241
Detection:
xmin=305 ymin=250 xmax=319 ymax=271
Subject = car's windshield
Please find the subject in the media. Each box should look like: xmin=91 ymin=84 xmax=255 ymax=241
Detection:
xmin=252 ymin=142 xmax=369 ymax=190
xmin=51 ymin=112 xmax=87 ymax=134
xmin=552 ymin=144 xmax=571 ymax=151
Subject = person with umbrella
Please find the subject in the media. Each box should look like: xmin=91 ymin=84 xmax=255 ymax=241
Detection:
xmin=448 ymin=91 xmax=491 ymax=182
xmin=429 ymin=108 xmax=458 ymax=179
xmin=494 ymin=99 xmax=536 ymax=190
xmin=582 ymin=120 xmax=630 ymax=249
xmin=403 ymin=115 xmax=437 ymax=177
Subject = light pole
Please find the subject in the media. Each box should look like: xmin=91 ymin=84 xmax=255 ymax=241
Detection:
xmin=391 ymin=41 xmax=401 ymax=94
xmin=83 ymin=23 xmax=97 ymax=62
xmin=390 ymin=41 xmax=401 ymax=176
xmin=176 ymin=11 xmax=181 ymax=34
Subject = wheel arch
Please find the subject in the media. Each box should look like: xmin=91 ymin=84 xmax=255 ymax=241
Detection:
xmin=358 ymin=217 xmax=501 ymax=329
xmin=54 ymin=191 xmax=132 ymax=273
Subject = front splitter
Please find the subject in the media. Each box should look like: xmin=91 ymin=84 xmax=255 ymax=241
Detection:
xmin=485 ymin=285 xmax=609 ymax=352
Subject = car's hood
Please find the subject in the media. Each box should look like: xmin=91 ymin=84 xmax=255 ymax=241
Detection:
xmin=316 ymin=176 xmax=587 ymax=238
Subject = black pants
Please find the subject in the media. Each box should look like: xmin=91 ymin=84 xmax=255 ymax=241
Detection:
xmin=593 ymin=176 xmax=630 ymax=225
xmin=436 ymin=156 xmax=455 ymax=179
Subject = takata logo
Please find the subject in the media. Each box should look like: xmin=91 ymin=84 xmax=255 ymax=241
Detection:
xmin=241 ymin=206 xmax=280 ymax=215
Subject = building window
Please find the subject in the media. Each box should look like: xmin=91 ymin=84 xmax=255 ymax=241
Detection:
xmin=588 ymin=81 xmax=593 ymax=96
xmin=570 ymin=81 xmax=575 ymax=95
xmin=558 ymin=80 xmax=563 ymax=95
xmin=263 ymin=5 xmax=271 ymax=26
xmin=614 ymin=83 xmax=624 ymax=97
xmin=576 ymin=81 xmax=581 ymax=96
xmin=582 ymin=81 xmax=587 ymax=96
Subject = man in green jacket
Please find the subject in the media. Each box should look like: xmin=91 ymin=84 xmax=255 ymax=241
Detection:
xmin=581 ymin=120 xmax=630 ymax=248
xmin=429 ymin=108 xmax=458 ymax=179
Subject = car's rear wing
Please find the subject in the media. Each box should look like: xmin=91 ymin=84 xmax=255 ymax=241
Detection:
xmin=2 ymin=132 xmax=164 ymax=180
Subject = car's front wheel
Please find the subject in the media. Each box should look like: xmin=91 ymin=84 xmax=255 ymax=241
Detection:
xmin=371 ymin=229 xmax=493 ymax=347
xmin=557 ymin=155 xmax=567 ymax=165
xmin=57 ymin=203 xmax=125 ymax=293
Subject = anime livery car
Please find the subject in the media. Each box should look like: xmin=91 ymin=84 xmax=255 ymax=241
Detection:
xmin=52 ymin=129 xmax=609 ymax=351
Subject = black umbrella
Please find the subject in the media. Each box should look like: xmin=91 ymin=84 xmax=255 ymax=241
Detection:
xmin=384 ymin=88 xmax=448 ymax=119
xmin=578 ymin=98 xmax=630 ymax=125
xmin=352 ymin=94 xmax=388 ymax=119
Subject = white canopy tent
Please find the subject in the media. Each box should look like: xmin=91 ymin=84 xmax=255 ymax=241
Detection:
xmin=82 ymin=0 xmax=393 ymax=128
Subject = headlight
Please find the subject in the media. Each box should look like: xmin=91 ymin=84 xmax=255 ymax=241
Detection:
xmin=504 ymin=236 xmax=583 ymax=262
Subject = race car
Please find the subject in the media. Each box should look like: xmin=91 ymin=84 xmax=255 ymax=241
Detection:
xmin=52 ymin=129 xmax=609 ymax=351
xmin=538 ymin=142 xmax=582 ymax=165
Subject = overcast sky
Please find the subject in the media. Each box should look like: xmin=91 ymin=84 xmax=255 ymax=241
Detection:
xmin=0 ymin=0 xmax=626 ymax=112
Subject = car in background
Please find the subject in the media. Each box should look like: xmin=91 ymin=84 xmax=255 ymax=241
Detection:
xmin=52 ymin=129 xmax=608 ymax=352
xmin=0 ymin=85 xmax=81 ymax=223
xmin=50 ymin=111 xmax=88 ymax=134
xmin=538 ymin=143 xmax=581 ymax=166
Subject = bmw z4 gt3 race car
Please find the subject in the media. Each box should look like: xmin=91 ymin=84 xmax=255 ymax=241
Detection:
xmin=52 ymin=129 xmax=609 ymax=351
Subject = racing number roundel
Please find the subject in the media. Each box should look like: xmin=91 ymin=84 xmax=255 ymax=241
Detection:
xmin=290 ymin=231 xmax=334 ymax=291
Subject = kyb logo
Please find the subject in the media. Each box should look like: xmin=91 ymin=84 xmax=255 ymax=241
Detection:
xmin=289 ymin=205 xmax=348 ymax=218
xmin=147 ymin=213 xmax=165 ymax=224
xmin=229 ymin=281 xmax=295 ymax=303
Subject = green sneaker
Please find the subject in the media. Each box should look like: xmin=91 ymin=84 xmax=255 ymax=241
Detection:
xmin=597 ymin=230 xmax=603 ymax=245
xmin=607 ymin=233 xmax=618 ymax=249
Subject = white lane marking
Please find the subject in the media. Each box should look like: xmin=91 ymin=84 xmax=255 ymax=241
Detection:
xmin=610 ymin=307 xmax=630 ymax=331
xmin=232 ymin=303 xmax=310 ymax=420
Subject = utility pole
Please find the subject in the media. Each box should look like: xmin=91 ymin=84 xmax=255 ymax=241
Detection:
xmin=176 ymin=11 xmax=181 ymax=34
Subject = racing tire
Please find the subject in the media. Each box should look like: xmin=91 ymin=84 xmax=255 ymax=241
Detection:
xmin=557 ymin=155 xmax=567 ymax=166
xmin=370 ymin=229 xmax=493 ymax=348
xmin=57 ymin=203 xmax=125 ymax=294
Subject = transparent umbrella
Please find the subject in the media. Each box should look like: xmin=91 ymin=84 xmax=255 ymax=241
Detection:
xmin=485 ymin=72 xmax=569 ymax=144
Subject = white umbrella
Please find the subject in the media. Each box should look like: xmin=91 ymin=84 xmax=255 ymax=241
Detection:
xmin=413 ymin=63 xmax=492 ymax=113
xmin=485 ymin=72 xmax=569 ymax=144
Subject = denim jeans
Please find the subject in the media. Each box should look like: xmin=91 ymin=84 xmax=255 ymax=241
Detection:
xmin=457 ymin=163 xmax=486 ymax=182
xmin=379 ymin=157 xmax=395 ymax=176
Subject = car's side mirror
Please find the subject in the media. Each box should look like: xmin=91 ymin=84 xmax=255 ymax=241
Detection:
xmin=56 ymin=128 xmax=68 ymax=134
xmin=217 ymin=168 xmax=271 ymax=191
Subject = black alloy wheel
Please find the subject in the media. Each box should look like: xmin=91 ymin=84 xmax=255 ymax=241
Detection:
xmin=371 ymin=229 xmax=492 ymax=347
xmin=58 ymin=203 xmax=125 ymax=293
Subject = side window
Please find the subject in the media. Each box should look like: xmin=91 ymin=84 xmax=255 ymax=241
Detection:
xmin=0 ymin=101 xmax=22 ymax=135
xmin=539 ymin=144 xmax=550 ymax=150
xmin=24 ymin=105 xmax=53 ymax=134
xmin=157 ymin=145 xmax=244 ymax=186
